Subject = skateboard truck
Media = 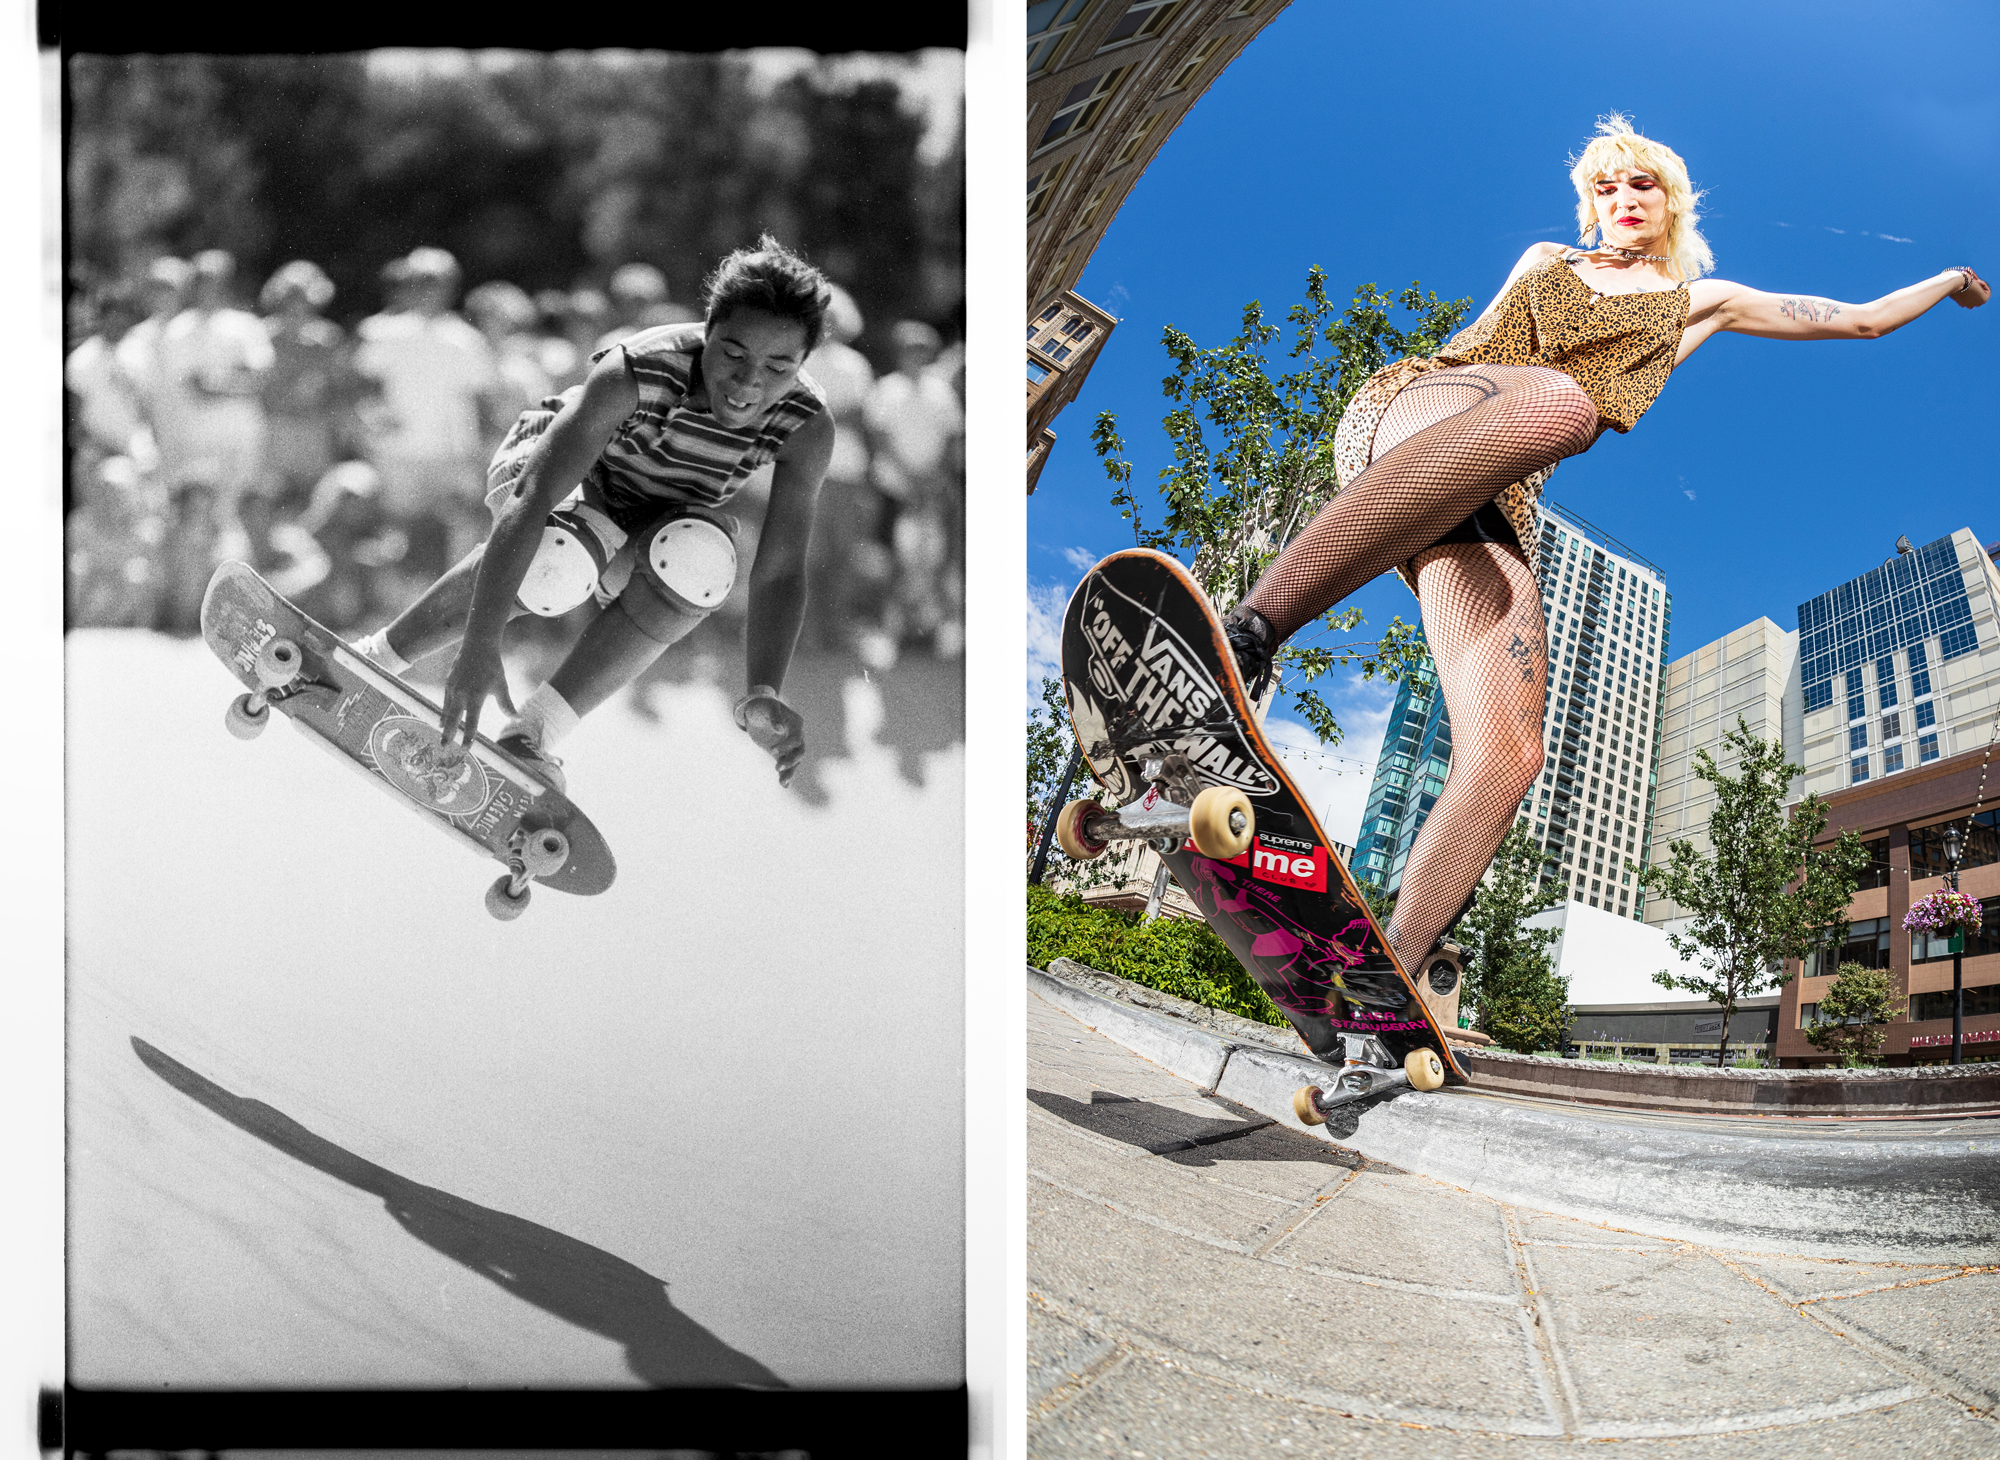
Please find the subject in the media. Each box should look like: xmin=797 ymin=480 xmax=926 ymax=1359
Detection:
xmin=1054 ymin=782 xmax=1255 ymax=864
xmin=223 ymin=637 xmax=304 ymax=740
xmin=1292 ymin=1032 xmax=1448 ymax=1125
xmin=485 ymin=824 xmax=573 ymax=921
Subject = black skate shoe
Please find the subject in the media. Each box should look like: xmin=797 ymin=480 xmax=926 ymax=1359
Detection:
xmin=1223 ymin=606 xmax=1278 ymax=701
xmin=496 ymin=732 xmax=567 ymax=797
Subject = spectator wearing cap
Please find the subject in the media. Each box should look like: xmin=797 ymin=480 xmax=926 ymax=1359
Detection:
xmin=65 ymin=280 xmax=152 ymax=472
xmin=352 ymin=246 xmax=506 ymax=586
xmin=861 ymin=320 xmax=964 ymax=665
xmin=114 ymin=256 xmax=193 ymax=438
xmin=259 ymin=260 xmax=357 ymax=506
xmin=801 ymin=283 xmax=881 ymax=651
xmin=465 ymin=280 xmax=555 ymax=415
xmin=154 ymin=249 xmax=275 ymax=511
xmin=591 ymin=262 xmax=698 ymax=355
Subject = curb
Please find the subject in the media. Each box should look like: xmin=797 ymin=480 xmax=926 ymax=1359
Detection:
xmin=1028 ymin=964 xmax=2000 ymax=1263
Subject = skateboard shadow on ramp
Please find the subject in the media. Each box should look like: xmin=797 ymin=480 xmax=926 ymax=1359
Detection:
xmin=129 ymin=1036 xmax=785 ymax=1389
xmin=1029 ymin=1088 xmax=1365 ymax=1171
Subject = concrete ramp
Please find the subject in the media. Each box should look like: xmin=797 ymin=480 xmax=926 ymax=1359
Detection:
xmin=1030 ymin=963 xmax=2000 ymax=1263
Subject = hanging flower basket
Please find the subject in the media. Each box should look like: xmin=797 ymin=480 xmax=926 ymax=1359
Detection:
xmin=1903 ymin=887 xmax=1985 ymax=936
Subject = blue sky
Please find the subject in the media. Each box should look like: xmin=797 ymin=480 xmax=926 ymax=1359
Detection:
xmin=1028 ymin=0 xmax=2000 ymax=844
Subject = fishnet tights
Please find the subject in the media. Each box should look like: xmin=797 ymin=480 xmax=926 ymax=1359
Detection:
xmin=1236 ymin=363 xmax=1587 ymax=969
xmin=1243 ymin=364 xmax=1598 ymax=639
xmin=1383 ymin=541 xmax=1548 ymax=972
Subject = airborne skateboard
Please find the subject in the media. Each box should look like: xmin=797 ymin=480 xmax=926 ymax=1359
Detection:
xmin=1057 ymin=548 xmax=1469 ymax=1121
xmin=201 ymin=560 xmax=615 ymax=920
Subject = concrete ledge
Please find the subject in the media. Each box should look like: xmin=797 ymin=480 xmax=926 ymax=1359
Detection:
xmin=1029 ymin=961 xmax=2000 ymax=1262
xmin=1463 ymin=1046 xmax=2000 ymax=1117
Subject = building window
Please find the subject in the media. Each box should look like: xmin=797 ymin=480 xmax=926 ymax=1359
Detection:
xmin=1848 ymin=723 xmax=1868 ymax=752
xmin=1037 ymin=67 xmax=1127 ymax=151
xmin=1942 ymin=621 xmax=1980 ymax=659
xmin=1108 ymin=109 xmax=1163 ymax=168
xmin=1911 ymin=981 xmax=2000 ymax=1020
xmin=1038 ymin=249 xmax=1076 ymax=299
xmin=1798 ymin=1001 xmax=1817 ymax=1030
xmin=1882 ymin=711 xmax=1902 ymax=740
xmin=1884 ymin=743 xmax=1904 ymax=774
xmin=1028 ymin=0 xmax=1096 ymax=75
xmin=1063 ymin=317 xmax=1096 ymax=342
xmin=1098 ymin=0 xmax=1184 ymax=48
xmin=1069 ymin=184 xmax=1110 ymax=237
xmin=1909 ymin=809 xmax=1998 ymax=878
xmin=1850 ymin=755 xmax=1869 ymax=784
xmin=1026 ymin=156 xmax=1073 ymax=221
xmin=1027 ymin=360 xmax=1051 ymax=385
xmin=1915 ymin=700 xmax=1936 ymax=730
xmin=1037 ymin=303 xmax=1063 ymax=324
xmin=1811 ymin=917 xmax=1892 ymax=978
xmin=1919 ymin=732 xmax=1939 ymax=762
xmin=1877 ymin=655 xmax=1899 ymax=709
xmin=1846 ymin=668 xmax=1866 ymax=721
xmin=1164 ymin=34 xmax=1223 ymax=91
xmin=1856 ymin=837 xmax=1892 ymax=890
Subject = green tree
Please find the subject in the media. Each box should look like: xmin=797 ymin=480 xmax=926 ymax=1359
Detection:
xmin=1092 ymin=270 xmax=1466 ymax=746
xmin=1644 ymin=718 xmax=1870 ymax=1066
xmin=1026 ymin=675 xmax=1119 ymax=888
xmin=1458 ymin=822 xmax=1571 ymax=1052
xmin=1803 ymin=962 xmax=1907 ymax=1067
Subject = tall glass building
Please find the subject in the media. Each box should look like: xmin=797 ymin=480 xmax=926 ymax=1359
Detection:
xmin=1348 ymin=640 xmax=1435 ymax=891
xmin=1795 ymin=529 xmax=1999 ymax=796
xmin=1350 ymin=503 xmax=1672 ymax=920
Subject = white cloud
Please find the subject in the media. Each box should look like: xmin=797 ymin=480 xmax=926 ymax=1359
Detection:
xmin=1060 ymin=546 xmax=1096 ymax=573
xmin=1262 ymin=672 xmax=1398 ymax=847
xmin=1877 ymin=232 xmax=1915 ymax=243
xmin=1683 ymin=488 xmax=1696 ymax=501
xmin=1825 ymin=226 xmax=1847 ymax=234
xmin=1027 ymin=578 xmax=1072 ymax=711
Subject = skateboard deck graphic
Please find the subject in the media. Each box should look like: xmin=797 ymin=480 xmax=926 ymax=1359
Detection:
xmin=200 ymin=561 xmax=615 ymax=903
xmin=1059 ymin=549 xmax=1465 ymax=1084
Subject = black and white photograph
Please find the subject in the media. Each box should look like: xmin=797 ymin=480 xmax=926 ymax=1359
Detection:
xmin=49 ymin=26 xmax=973 ymax=1449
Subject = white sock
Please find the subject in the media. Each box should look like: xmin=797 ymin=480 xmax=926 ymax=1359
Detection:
xmin=505 ymin=683 xmax=581 ymax=751
xmin=352 ymin=629 xmax=410 ymax=676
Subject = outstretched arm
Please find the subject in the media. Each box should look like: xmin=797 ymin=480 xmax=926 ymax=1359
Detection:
xmin=1680 ymin=267 xmax=1988 ymax=362
xmin=737 ymin=406 xmax=834 ymax=787
xmin=437 ymin=350 xmax=638 ymax=744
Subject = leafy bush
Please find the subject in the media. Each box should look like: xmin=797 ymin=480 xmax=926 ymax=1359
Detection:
xmin=1027 ymin=884 xmax=1289 ymax=1027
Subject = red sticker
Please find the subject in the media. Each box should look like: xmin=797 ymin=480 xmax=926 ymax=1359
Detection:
xmin=1184 ymin=832 xmax=1327 ymax=893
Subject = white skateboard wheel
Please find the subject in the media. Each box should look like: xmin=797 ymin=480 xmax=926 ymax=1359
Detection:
xmin=1189 ymin=785 xmax=1254 ymax=860
xmin=225 ymin=693 xmax=269 ymax=740
xmin=1055 ymin=799 xmax=1108 ymax=861
xmin=1405 ymin=1048 xmax=1446 ymax=1091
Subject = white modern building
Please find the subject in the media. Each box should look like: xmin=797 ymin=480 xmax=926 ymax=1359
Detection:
xmin=1645 ymin=616 xmax=1799 ymax=927
xmin=1647 ymin=528 xmax=2000 ymax=927
xmin=1523 ymin=898 xmax=1680 ymax=1003
xmin=1513 ymin=503 xmax=1673 ymax=921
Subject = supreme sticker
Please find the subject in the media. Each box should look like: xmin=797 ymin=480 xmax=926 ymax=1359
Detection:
xmin=1186 ymin=832 xmax=1327 ymax=893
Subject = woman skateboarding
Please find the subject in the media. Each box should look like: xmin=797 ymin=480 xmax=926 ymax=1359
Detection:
xmin=351 ymin=234 xmax=835 ymax=790
xmin=1221 ymin=115 xmax=1988 ymax=977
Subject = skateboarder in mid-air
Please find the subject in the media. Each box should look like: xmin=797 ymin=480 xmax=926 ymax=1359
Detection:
xmin=348 ymin=235 xmax=836 ymax=791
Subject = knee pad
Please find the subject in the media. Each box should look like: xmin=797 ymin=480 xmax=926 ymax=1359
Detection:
xmin=616 ymin=507 xmax=739 ymax=642
xmin=516 ymin=500 xmax=627 ymax=617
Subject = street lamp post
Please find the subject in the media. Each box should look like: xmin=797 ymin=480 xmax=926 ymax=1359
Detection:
xmin=1944 ymin=823 xmax=1964 ymax=1066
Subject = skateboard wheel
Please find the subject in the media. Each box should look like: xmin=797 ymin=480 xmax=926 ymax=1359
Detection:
xmin=486 ymin=875 xmax=531 ymax=921
xmin=1292 ymin=1085 xmax=1327 ymax=1127
xmin=253 ymin=637 xmax=303 ymax=690
xmin=225 ymin=693 xmax=269 ymax=740
xmin=1189 ymin=785 xmax=1254 ymax=860
xmin=1405 ymin=1048 xmax=1446 ymax=1092
xmin=1054 ymin=799 xmax=1109 ymax=861
xmin=519 ymin=827 xmax=571 ymax=879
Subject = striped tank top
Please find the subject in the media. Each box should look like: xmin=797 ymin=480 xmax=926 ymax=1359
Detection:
xmin=585 ymin=322 xmax=828 ymax=530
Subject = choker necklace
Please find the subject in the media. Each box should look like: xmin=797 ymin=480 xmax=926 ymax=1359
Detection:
xmin=1595 ymin=246 xmax=1672 ymax=264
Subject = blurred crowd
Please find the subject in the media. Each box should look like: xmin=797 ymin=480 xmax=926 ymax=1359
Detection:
xmin=65 ymin=246 xmax=965 ymax=668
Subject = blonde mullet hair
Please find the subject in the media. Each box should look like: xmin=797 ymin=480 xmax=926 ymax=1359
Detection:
xmin=1568 ymin=113 xmax=1714 ymax=282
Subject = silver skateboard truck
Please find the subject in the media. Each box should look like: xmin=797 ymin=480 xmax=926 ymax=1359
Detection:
xmin=1293 ymin=1032 xmax=1447 ymax=1125
xmin=1053 ymin=782 xmax=1255 ymax=863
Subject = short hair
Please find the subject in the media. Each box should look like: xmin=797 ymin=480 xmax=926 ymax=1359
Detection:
xmin=260 ymin=259 xmax=336 ymax=314
xmin=701 ymin=234 xmax=833 ymax=354
xmin=1568 ymin=114 xmax=1714 ymax=282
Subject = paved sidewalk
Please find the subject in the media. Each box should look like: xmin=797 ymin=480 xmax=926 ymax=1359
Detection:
xmin=1028 ymin=986 xmax=2000 ymax=1458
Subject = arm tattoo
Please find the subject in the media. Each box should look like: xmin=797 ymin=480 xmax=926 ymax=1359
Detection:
xmin=1777 ymin=296 xmax=1843 ymax=324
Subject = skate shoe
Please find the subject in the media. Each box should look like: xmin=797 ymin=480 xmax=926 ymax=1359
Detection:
xmin=1223 ymin=606 xmax=1278 ymax=701
xmin=496 ymin=732 xmax=566 ymax=796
